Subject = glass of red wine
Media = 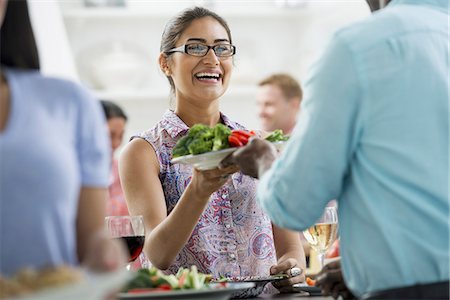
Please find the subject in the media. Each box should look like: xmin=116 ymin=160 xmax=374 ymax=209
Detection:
xmin=105 ymin=215 xmax=145 ymax=270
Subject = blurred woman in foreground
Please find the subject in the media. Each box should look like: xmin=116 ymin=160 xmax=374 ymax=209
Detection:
xmin=0 ymin=0 xmax=126 ymax=276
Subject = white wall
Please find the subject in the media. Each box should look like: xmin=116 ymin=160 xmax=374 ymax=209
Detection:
xmin=28 ymin=0 xmax=79 ymax=82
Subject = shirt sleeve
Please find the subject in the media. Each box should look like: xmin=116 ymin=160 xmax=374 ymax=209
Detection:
xmin=74 ymin=85 xmax=111 ymax=187
xmin=257 ymin=34 xmax=363 ymax=231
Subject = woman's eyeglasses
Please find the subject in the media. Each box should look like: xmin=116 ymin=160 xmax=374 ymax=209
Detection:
xmin=166 ymin=43 xmax=236 ymax=58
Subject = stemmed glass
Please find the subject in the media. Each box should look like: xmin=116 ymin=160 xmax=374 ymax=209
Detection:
xmin=105 ymin=215 xmax=145 ymax=270
xmin=302 ymin=206 xmax=338 ymax=270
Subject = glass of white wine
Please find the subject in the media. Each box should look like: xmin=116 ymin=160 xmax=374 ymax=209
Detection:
xmin=303 ymin=206 xmax=338 ymax=270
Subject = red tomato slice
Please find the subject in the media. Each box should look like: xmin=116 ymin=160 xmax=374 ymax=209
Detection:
xmin=158 ymin=284 xmax=172 ymax=290
xmin=231 ymin=130 xmax=254 ymax=138
xmin=232 ymin=133 xmax=249 ymax=145
xmin=228 ymin=135 xmax=243 ymax=147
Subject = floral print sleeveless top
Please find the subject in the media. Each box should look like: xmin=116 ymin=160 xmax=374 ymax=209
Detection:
xmin=132 ymin=110 xmax=276 ymax=278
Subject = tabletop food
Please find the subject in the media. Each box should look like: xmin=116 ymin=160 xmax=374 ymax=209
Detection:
xmin=306 ymin=277 xmax=316 ymax=286
xmin=0 ymin=265 xmax=84 ymax=298
xmin=121 ymin=265 xmax=214 ymax=293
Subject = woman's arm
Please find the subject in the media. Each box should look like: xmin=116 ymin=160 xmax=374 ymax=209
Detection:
xmin=76 ymin=187 xmax=127 ymax=271
xmin=270 ymin=224 xmax=306 ymax=290
xmin=119 ymin=138 xmax=237 ymax=270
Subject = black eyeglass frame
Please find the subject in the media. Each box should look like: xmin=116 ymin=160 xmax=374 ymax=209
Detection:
xmin=165 ymin=43 xmax=236 ymax=58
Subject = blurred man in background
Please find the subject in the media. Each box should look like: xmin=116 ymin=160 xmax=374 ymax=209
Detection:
xmin=256 ymin=73 xmax=302 ymax=135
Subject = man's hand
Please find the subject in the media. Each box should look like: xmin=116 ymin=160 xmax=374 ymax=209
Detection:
xmin=316 ymin=259 xmax=354 ymax=299
xmin=219 ymin=138 xmax=277 ymax=178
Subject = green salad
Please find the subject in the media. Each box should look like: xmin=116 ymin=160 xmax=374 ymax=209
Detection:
xmin=122 ymin=266 xmax=212 ymax=292
xmin=172 ymin=125 xmax=289 ymax=158
xmin=264 ymin=129 xmax=289 ymax=143
xmin=172 ymin=124 xmax=231 ymax=158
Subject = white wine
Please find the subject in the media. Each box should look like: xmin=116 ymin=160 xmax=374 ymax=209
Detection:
xmin=303 ymin=223 xmax=337 ymax=253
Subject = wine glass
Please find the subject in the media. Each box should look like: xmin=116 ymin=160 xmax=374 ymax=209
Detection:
xmin=105 ymin=215 xmax=145 ymax=270
xmin=302 ymin=206 xmax=338 ymax=270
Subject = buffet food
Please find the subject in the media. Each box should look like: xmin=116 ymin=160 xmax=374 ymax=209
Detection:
xmin=122 ymin=265 xmax=213 ymax=293
xmin=306 ymin=277 xmax=316 ymax=286
xmin=0 ymin=265 xmax=84 ymax=298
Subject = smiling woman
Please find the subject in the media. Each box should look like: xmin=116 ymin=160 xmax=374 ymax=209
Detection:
xmin=118 ymin=6 xmax=306 ymax=294
xmin=158 ymin=12 xmax=234 ymax=110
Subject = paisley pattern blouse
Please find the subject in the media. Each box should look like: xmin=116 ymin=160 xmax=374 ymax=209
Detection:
xmin=132 ymin=110 xmax=277 ymax=278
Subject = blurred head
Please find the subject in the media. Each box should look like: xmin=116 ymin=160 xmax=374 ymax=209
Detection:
xmin=0 ymin=0 xmax=40 ymax=70
xmin=100 ymin=100 xmax=128 ymax=153
xmin=159 ymin=7 xmax=234 ymax=105
xmin=366 ymin=0 xmax=391 ymax=12
xmin=256 ymin=73 xmax=302 ymax=134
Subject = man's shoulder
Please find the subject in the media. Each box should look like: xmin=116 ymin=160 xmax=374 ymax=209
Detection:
xmin=333 ymin=9 xmax=401 ymax=52
xmin=334 ymin=4 xmax=442 ymax=53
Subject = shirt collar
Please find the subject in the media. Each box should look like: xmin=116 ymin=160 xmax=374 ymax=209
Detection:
xmin=161 ymin=110 xmax=241 ymax=139
xmin=390 ymin=0 xmax=449 ymax=13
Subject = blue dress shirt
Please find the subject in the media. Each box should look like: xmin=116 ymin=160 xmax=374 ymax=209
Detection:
xmin=257 ymin=0 xmax=449 ymax=296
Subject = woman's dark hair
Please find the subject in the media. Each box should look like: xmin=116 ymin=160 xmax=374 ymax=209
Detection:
xmin=1 ymin=0 xmax=40 ymax=70
xmin=100 ymin=100 xmax=128 ymax=121
xmin=160 ymin=6 xmax=233 ymax=96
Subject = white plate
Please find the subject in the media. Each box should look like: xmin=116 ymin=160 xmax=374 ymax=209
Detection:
xmin=117 ymin=282 xmax=255 ymax=299
xmin=292 ymin=283 xmax=322 ymax=295
xmin=171 ymin=141 xmax=286 ymax=171
xmin=18 ymin=269 xmax=132 ymax=300
xmin=171 ymin=148 xmax=236 ymax=171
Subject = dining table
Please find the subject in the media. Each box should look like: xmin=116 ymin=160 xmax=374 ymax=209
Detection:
xmin=256 ymin=292 xmax=332 ymax=299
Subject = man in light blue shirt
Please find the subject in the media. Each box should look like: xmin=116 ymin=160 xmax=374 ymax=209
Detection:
xmin=222 ymin=0 xmax=449 ymax=298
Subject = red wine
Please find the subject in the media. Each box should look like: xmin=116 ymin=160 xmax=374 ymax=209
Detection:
xmin=116 ymin=236 xmax=145 ymax=262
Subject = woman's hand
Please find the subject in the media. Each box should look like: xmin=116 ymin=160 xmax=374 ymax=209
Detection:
xmin=189 ymin=165 xmax=239 ymax=199
xmin=269 ymin=258 xmax=304 ymax=292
